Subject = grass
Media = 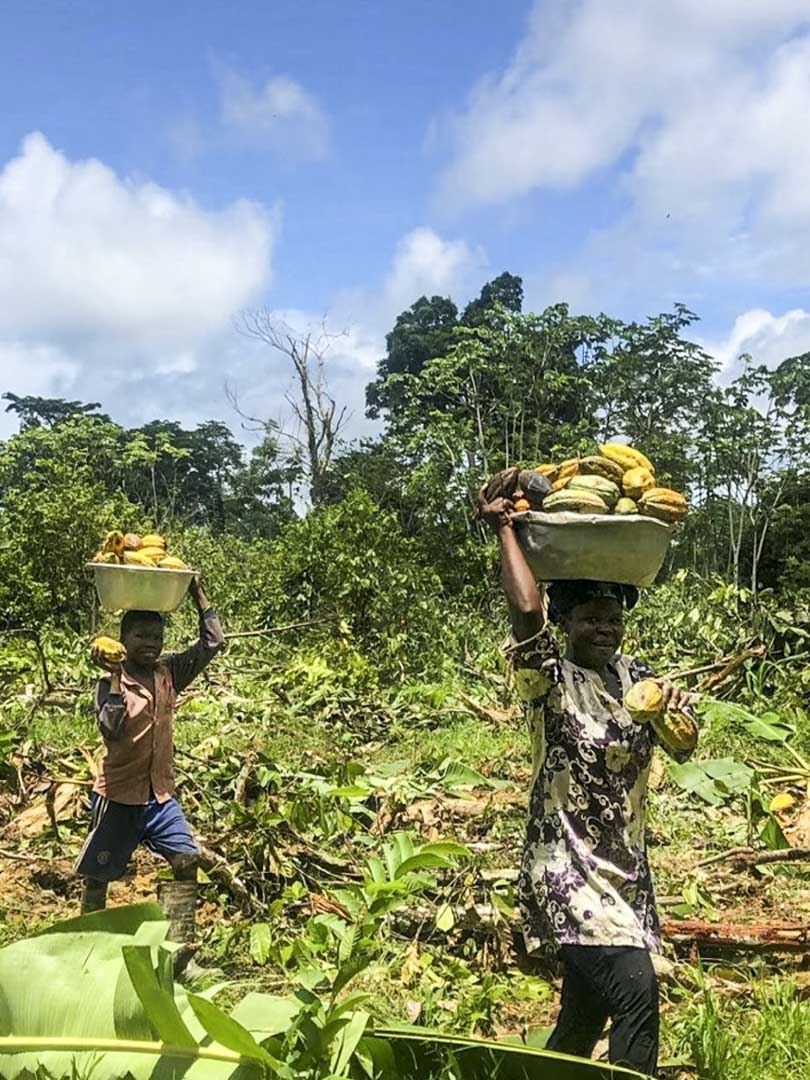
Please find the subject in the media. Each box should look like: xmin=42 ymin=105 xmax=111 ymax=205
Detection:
xmin=664 ymin=973 xmax=810 ymax=1080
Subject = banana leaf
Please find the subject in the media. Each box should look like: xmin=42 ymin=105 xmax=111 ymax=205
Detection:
xmin=367 ymin=1025 xmax=648 ymax=1080
xmin=0 ymin=906 xmax=261 ymax=1080
xmin=0 ymin=908 xmax=649 ymax=1080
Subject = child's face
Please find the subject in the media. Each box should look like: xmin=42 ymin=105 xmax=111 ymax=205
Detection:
xmin=122 ymin=620 xmax=165 ymax=669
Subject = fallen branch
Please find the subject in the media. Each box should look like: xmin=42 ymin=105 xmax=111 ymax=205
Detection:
xmin=697 ymin=846 xmax=810 ymax=869
xmin=0 ymin=846 xmax=52 ymax=863
xmin=197 ymin=842 xmax=258 ymax=910
xmin=223 ymin=616 xmax=340 ymax=641
xmin=233 ymin=754 xmax=256 ymax=806
xmin=662 ymin=918 xmax=810 ymax=952
xmin=665 ymin=655 xmax=740 ymax=681
xmin=698 ymin=645 xmax=767 ymax=693
xmin=455 ymin=692 xmax=516 ymax=726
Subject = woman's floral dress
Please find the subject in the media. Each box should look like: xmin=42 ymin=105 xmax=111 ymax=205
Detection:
xmin=507 ymin=627 xmax=663 ymax=957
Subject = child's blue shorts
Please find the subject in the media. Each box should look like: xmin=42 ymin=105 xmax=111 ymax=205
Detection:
xmin=74 ymin=792 xmax=198 ymax=882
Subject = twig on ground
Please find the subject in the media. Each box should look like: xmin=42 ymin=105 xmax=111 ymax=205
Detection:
xmin=698 ymin=646 xmax=767 ymax=693
xmin=456 ymin=692 xmax=516 ymax=726
xmin=697 ymin=846 xmax=810 ymax=869
xmin=0 ymin=847 xmax=52 ymax=862
xmin=197 ymin=841 xmax=261 ymax=910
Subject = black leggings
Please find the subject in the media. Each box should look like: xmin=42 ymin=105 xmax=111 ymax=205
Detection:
xmin=546 ymin=945 xmax=659 ymax=1077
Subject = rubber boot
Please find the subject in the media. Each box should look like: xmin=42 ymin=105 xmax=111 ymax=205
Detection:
xmin=157 ymin=879 xmax=197 ymax=943
xmin=81 ymin=878 xmax=108 ymax=914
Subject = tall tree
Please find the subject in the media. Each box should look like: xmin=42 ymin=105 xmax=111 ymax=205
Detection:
xmin=365 ymin=295 xmax=459 ymax=418
xmin=2 ymin=392 xmax=108 ymax=430
xmin=237 ymin=312 xmax=349 ymax=505
xmin=589 ymin=305 xmax=719 ymax=489
xmin=461 ymin=271 xmax=523 ymax=326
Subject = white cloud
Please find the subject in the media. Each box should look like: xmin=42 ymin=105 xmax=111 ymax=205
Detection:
xmin=434 ymin=1 xmax=810 ymax=308
xmin=0 ymin=133 xmax=481 ymax=453
xmin=0 ymin=132 xmax=275 ymax=438
xmin=436 ymin=1 xmax=810 ymax=212
xmin=383 ymin=227 xmax=486 ymax=312
xmin=0 ymin=132 xmax=273 ymax=345
xmin=703 ymin=307 xmax=810 ymax=383
xmin=220 ymin=69 xmax=329 ymax=160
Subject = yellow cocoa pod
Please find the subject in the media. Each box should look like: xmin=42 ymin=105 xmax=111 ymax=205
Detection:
xmin=138 ymin=546 xmax=166 ymax=562
xmin=91 ymin=636 xmax=126 ymax=664
xmin=557 ymin=458 xmax=580 ymax=483
xmin=578 ymin=455 xmax=625 ymax=485
xmin=639 ymin=487 xmax=687 ymax=524
xmin=625 ymin=679 xmax=665 ymax=722
xmin=93 ymin=551 xmax=120 ymax=564
xmin=512 ymin=498 xmax=531 ymax=512
xmin=535 ymin=463 xmax=559 ymax=483
xmin=124 ymin=550 xmax=156 ymax=567
xmin=101 ymin=530 xmax=126 ymax=558
xmin=651 ymin=711 xmax=698 ymax=752
xmin=158 ymin=556 xmax=188 ymax=569
xmin=769 ymin=792 xmax=795 ymax=813
xmin=623 ymin=467 xmax=656 ymax=499
xmin=123 ymin=533 xmax=142 ymax=551
xmin=551 ymin=476 xmax=571 ymax=492
xmin=614 ymin=497 xmax=639 ymax=515
xmin=599 ymin=443 xmax=655 ymax=475
xmin=140 ymin=534 xmax=166 ymax=549
xmin=641 ymin=487 xmax=687 ymax=509
xmin=626 ymin=678 xmax=697 ymax=751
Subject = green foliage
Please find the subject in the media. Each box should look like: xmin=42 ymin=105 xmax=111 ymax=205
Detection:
xmin=0 ymin=905 xmax=637 ymax=1080
xmin=260 ymin=489 xmax=458 ymax=675
xmin=0 ymin=417 xmax=140 ymax=628
xmin=668 ymin=974 xmax=810 ymax=1080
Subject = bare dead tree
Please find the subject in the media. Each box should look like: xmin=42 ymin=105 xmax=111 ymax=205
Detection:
xmin=234 ymin=311 xmax=351 ymax=504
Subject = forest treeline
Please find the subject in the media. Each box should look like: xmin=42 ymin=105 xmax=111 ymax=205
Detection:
xmin=2 ymin=272 xmax=809 ymax=665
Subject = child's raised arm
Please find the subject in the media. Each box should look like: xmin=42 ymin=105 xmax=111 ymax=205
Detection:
xmin=167 ymin=576 xmax=226 ymax=694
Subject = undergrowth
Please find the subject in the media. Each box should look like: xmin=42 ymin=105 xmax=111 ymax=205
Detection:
xmin=1 ymin=575 xmax=809 ymax=1079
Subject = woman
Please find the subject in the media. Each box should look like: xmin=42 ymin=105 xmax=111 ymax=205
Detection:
xmin=479 ymin=472 xmax=696 ymax=1078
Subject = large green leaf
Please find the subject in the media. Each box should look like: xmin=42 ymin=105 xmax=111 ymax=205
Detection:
xmin=122 ymin=945 xmax=197 ymax=1048
xmin=228 ymin=993 xmax=303 ymax=1037
xmin=185 ymin=994 xmax=284 ymax=1072
xmin=38 ymin=902 xmax=167 ymax=937
xmin=668 ymin=757 xmax=754 ymax=805
xmin=330 ymin=1009 xmax=370 ymax=1076
xmin=0 ymin=906 xmax=259 ymax=1080
xmin=371 ymin=1026 xmax=647 ymax=1079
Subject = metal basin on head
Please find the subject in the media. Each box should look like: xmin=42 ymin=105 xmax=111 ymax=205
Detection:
xmin=88 ymin=563 xmax=195 ymax=612
xmin=512 ymin=511 xmax=675 ymax=587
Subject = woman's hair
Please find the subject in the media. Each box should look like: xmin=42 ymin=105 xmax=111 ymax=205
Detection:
xmin=120 ymin=610 xmax=166 ymax=637
xmin=547 ymin=580 xmax=639 ymax=624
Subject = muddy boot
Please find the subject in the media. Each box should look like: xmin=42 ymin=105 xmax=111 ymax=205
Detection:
xmin=81 ymin=878 xmax=108 ymax=914
xmin=157 ymin=879 xmax=197 ymax=943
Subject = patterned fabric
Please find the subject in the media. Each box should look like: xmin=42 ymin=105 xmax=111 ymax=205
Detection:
xmin=507 ymin=626 xmax=663 ymax=957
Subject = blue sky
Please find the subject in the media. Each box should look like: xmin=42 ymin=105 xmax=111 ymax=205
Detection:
xmin=2 ymin=0 xmax=810 ymax=441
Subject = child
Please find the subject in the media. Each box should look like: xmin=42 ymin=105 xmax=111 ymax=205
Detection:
xmin=75 ymin=575 xmax=225 ymax=940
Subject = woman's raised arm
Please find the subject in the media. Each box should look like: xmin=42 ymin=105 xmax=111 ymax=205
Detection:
xmin=479 ymin=495 xmax=544 ymax=643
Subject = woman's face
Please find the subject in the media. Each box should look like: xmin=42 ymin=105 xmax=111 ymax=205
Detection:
xmin=563 ymin=597 xmax=624 ymax=669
